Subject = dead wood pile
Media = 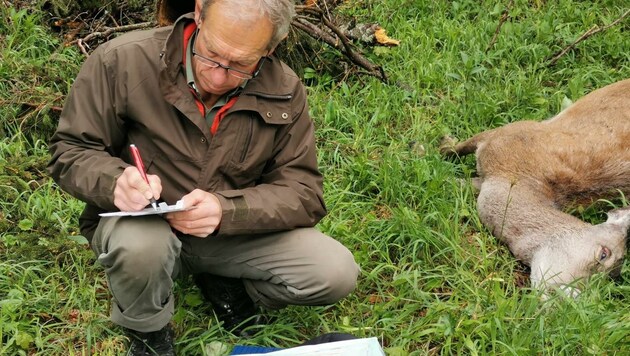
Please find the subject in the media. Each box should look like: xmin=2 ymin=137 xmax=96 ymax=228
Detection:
xmin=54 ymin=0 xmax=397 ymax=81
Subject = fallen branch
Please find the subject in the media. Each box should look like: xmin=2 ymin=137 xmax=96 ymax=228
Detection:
xmin=322 ymin=16 xmax=386 ymax=80
xmin=547 ymin=8 xmax=630 ymax=67
xmin=69 ymin=1 xmax=387 ymax=80
xmin=0 ymin=99 xmax=63 ymax=114
xmin=293 ymin=6 xmax=387 ymax=81
xmin=21 ymin=102 xmax=63 ymax=114
xmin=68 ymin=22 xmax=154 ymax=57
xmin=486 ymin=0 xmax=513 ymax=53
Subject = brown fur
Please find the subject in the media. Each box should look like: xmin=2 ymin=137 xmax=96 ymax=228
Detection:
xmin=442 ymin=79 xmax=630 ymax=294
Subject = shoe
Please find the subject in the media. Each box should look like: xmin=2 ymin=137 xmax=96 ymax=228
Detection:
xmin=194 ymin=273 xmax=266 ymax=337
xmin=126 ymin=325 xmax=176 ymax=356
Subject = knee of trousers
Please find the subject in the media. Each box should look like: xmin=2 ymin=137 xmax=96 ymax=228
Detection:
xmin=315 ymin=250 xmax=359 ymax=304
xmin=97 ymin=216 xmax=180 ymax=280
xmin=301 ymin=238 xmax=360 ymax=304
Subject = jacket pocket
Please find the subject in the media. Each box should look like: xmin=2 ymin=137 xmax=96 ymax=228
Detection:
xmin=219 ymin=114 xmax=274 ymax=187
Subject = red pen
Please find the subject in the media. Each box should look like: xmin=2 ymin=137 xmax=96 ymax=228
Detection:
xmin=129 ymin=144 xmax=158 ymax=210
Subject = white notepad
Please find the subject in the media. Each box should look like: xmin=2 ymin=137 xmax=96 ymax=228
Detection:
xmin=99 ymin=200 xmax=190 ymax=217
xmin=238 ymin=337 xmax=385 ymax=356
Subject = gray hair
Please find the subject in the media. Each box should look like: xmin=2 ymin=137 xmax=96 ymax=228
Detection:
xmin=200 ymin=0 xmax=296 ymax=50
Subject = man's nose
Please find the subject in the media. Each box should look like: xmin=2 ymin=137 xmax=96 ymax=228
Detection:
xmin=209 ymin=66 xmax=230 ymax=83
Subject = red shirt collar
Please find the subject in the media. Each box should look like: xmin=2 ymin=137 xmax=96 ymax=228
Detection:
xmin=182 ymin=22 xmax=197 ymax=64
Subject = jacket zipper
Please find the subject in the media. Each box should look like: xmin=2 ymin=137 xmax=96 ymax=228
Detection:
xmin=240 ymin=119 xmax=254 ymax=163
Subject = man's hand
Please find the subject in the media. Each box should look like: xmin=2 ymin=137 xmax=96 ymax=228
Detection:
xmin=165 ymin=189 xmax=223 ymax=238
xmin=113 ymin=166 xmax=162 ymax=211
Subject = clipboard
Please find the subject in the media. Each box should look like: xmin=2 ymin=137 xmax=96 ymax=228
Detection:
xmin=99 ymin=200 xmax=192 ymax=217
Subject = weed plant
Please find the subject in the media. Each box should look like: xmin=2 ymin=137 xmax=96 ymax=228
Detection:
xmin=1 ymin=1 xmax=629 ymax=355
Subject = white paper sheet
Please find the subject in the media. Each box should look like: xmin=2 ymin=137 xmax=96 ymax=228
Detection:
xmin=237 ymin=337 xmax=385 ymax=356
xmin=99 ymin=200 xmax=190 ymax=217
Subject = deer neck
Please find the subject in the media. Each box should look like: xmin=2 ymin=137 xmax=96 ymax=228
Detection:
xmin=476 ymin=176 xmax=590 ymax=264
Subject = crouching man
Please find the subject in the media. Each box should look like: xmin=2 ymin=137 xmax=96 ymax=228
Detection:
xmin=47 ymin=0 xmax=359 ymax=354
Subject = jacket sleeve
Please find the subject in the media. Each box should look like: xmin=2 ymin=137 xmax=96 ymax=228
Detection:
xmin=213 ymin=83 xmax=327 ymax=235
xmin=47 ymin=45 xmax=130 ymax=211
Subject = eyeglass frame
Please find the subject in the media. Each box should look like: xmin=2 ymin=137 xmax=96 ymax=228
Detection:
xmin=191 ymin=29 xmax=268 ymax=80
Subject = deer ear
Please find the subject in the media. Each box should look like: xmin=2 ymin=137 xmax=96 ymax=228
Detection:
xmin=605 ymin=206 xmax=630 ymax=228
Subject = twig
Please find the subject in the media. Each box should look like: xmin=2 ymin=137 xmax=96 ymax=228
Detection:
xmin=21 ymin=102 xmax=63 ymax=113
xmin=13 ymin=99 xmax=65 ymax=133
xmin=547 ymin=8 xmax=630 ymax=67
xmin=107 ymin=11 xmax=120 ymax=27
xmin=320 ymin=15 xmax=386 ymax=81
xmin=69 ymin=22 xmax=154 ymax=56
xmin=76 ymin=39 xmax=89 ymax=56
xmin=0 ymin=99 xmax=63 ymax=114
xmin=292 ymin=9 xmax=386 ymax=82
xmin=293 ymin=16 xmax=339 ymax=46
xmin=486 ymin=0 xmax=513 ymax=53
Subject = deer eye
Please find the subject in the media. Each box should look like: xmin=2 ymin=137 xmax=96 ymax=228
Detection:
xmin=598 ymin=246 xmax=611 ymax=262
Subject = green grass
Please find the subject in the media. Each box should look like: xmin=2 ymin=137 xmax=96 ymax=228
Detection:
xmin=2 ymin=1 xmax=630 ymax=354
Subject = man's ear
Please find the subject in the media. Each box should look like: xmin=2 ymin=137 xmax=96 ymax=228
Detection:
xmin=194 ymin=0 xmax=203 ymax=24
xmin=267 ymin=34 xmax=288 ymax=56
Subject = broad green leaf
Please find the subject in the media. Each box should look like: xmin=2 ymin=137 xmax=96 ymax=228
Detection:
xmin=18 ymin=219 xmax=33 ymax=231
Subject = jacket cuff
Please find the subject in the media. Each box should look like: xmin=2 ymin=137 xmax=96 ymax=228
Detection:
xmin=213 ymin=190 xmax=249 ymax=235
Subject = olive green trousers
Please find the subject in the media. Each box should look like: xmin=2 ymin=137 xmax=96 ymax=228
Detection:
xmin=91 ymin=215 xmax=359 ymax=332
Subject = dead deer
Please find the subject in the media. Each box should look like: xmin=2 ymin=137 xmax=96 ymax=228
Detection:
xmin=441 ymin=79 xmax=630 ymax=296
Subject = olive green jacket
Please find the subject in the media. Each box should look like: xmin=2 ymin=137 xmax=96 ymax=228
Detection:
xmin=47 ymin=14 xmax=326 ymax=241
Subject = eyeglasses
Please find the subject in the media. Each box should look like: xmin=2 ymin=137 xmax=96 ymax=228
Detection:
xmin=192 ymin=30 xmax=268 ymax=80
